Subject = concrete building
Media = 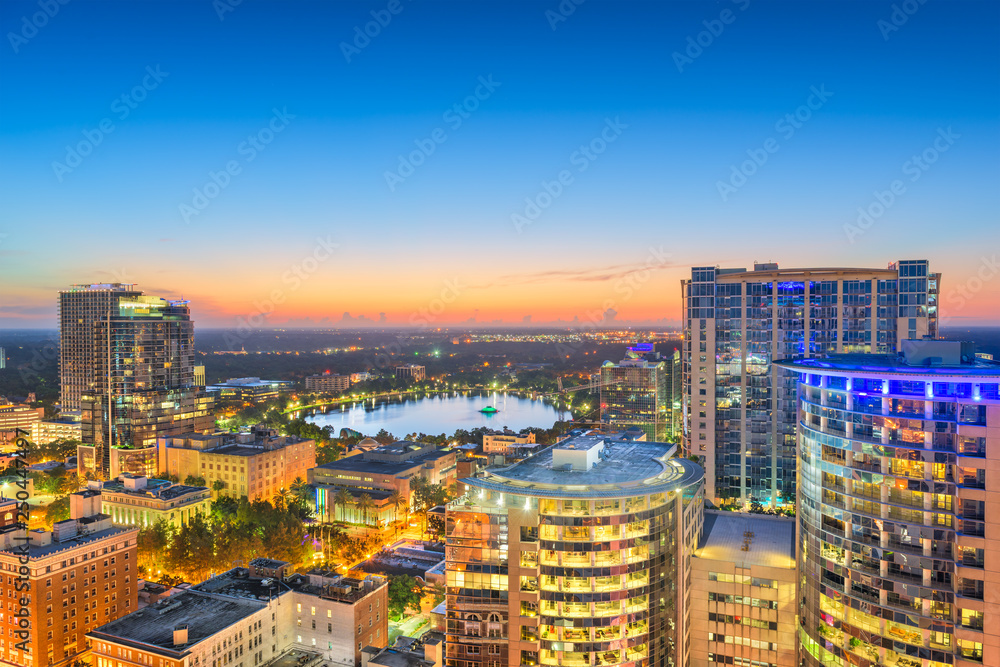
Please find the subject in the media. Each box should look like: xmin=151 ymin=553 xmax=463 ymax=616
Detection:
xmin=600 ymin=345 xmax=671 ymax=442
xmin=778 ymin=340 xmax=1000 ymax=667
xmin=0 ymin=501 xmax=138 ymax=667
xmin=305 ymin=372 xmax=351 ymax=393
xmin=0 ymin=400 xmax=45 ymax=448
xmin=394 ymin=365 xmax=426 ymax=382
xmin=95 ymin=475 xmax=211 ymax=527
xmin=351 ymin=372 xmax=372 ymax=384
xmin=88 ymin=558 xmax=387 ymax=667
xmin=482 ymin=429 xmax=536 ymax=455
xmin=445 ymin=434 xmax=706 ymax=667
xmin=29 ymin=418 xmax=82 ymax=446
xmin=194 ymin=365 xmax=206 ymax=387
xmin=206 ymin=377 xmax=295 ymax=403
xmin=681 ymin=259 xmax=940 ymax=508
xmin=310 ymin=442 xmax=457 ymax=526
xmin=690 ymin=511 xmax=798 ymax=667
xmin=159 ymin=427 xmax=316 ymax=501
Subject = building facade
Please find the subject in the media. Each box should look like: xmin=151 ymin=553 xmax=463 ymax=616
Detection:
xmin=690 ymin=511 xmax=798 ymax=667
xmin=0 ymin=507 xmax=138 ymax=667
xmin=778 ymin=340 xmax=999 ymax=667
xmin=305 ymin=373 xmax=351 ymax=393
xmin=311 ymin=442 xmax=457 ymax=526
xmin=88 ymin=559 xmax=387 ymax=667
xmin=482 ymin=430 xmax=537 ymax=456
xmin=29 ymin=419 xmax=82 ymax=447
xmin=0 ymin=402 xmax=44 ymax=448
xmin=206 ymin=377 xmax=295 ymax=403
xmin=95 ymin=475 xmax=211 ymax=528
xmin=159 ymin=428 xmax=316 ymax=501
xmin=445 ymin=434 xmax=705 ymax=667
xmin=600 ymin=346 xmax=671 ymax=442
xmin=681 ymin=259 xmax=940 ymax=507
xmin=395 ymin=366 xmax=426 ymax=382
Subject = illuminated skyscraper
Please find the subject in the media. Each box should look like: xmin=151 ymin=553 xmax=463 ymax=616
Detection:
xmin=445 ymin=433 xmax=705 ymax=667
xmin=779 ymin=340 xmax=999 ymax=667
xmin=60 ymin=284 xmax=214 ymax=478
xmin=681 ymin=260 xmax=940 ymax=507
xmin=600 ymin=344 xmax=671 ymax=441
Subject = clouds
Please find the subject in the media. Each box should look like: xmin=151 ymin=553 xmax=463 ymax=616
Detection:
xmin=470 ymin=260 xmax=678 ymax=290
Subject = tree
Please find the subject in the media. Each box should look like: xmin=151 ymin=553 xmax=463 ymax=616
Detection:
xmin=373 ymin=429 xmax=396 ymax=445
xmin=184 ymin=475 xmax=207 ymax=487
xmin=212 ymin=479 xmax=226 ymax=495
xmin=290 ymin=477 xmax=312 ymax=508
xmin=45 ymin=496 xmax=70 ymax=526
xmin=387 ymin=575 xmax=422 ymax=619
xmin=166 ymin=514 xmax=215 ymax=582
xmin=356 ymin=493 xmax=375 ymax=527
xmin=387 ymin=489 xmax=406 ymax=526
xmin=138 ymin=519 xmax=173 ymax=576
xmin=332 ymin=488 xmax=353 ymax=523
xmin=274 ymin=487 xmax=292 ymax=511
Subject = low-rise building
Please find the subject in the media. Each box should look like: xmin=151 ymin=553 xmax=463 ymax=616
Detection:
xmin=0 ymin=503 xmax=138 ymax=667
xmin=95 ymin=475 xmax=211 ymax=528
xmin=88 ymin=559 xmax=387 ymax=667
xmin=305 ymin=372 xmax=351 ymax=393
xmin=690 ymin=511 xmax=798 ymax=667
xmin=159 ymin=427 xmax=315 ymax=501
xmin=394 ymin=365 xmax=425 ymax=382
xmin=0 ymin=400 xmax=44 ymax=448
xmin=350 ymin=372 xmax=372 ymax=384
xmin=309 ymin=442 xmax=457 ymax=526
xmin=206 ymin=377 xmax=295 ymax=403
xmin=482 ymin=428 xmax=536 ymax=455
xmin=29 ymin=418 xmax=83 ymax=446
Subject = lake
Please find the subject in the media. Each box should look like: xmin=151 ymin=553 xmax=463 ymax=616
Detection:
xmin=303 ymin=391 xmax=569 ymax=438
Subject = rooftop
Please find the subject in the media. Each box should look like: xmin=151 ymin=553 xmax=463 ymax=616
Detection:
xmin=316 ymin=442 xmax=452 ymax=476
xmin=777 ymin=348 xmax=1000 ymax=378
xmin=694 ymin=511 xmax=796 ymax=570
xmin=0 ymin=522 xmax=134 ymax=559
xmin=90 ymin=590 xmax=266 ymax=656
xmin=464 ymin=435 xmax=703 ymax=498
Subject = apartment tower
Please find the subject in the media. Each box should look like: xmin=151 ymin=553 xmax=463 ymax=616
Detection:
xmin=445 ymin=433 xmax=705 ymax=667
xmin=778 ymin=340 xmax=999 ymax=667
xmin=681 ymin=260 xmax=939 ymax=507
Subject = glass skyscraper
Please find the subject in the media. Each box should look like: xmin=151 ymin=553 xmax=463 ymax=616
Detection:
xmin=681 ymin=260 xmax=940 ymax=507
xmin=778 ymin=340 xmax=999 ymax=667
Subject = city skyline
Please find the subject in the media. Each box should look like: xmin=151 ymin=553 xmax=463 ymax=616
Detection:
xmin=1 ymin=1 xmax=998 ymax=328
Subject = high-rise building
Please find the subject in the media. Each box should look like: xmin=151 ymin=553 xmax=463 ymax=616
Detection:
xmin=0 ymin=499 xmax=138 ymax=667
xmin=0 ymin=347 xmax=5 ymax=370
xmin=690 ymin=511 xmax=798 ymax=667
xmin=600 ymin=344 xmax=671 ymax=441
xmin=58 ymin=284 xmax=142 ymax=411
xmin=668 ymin=348 xmax=682 ymax=440
xmin=681 ymin=260 xmax=940 ymax=507
xmin=305 ymin=372 xmax=351 ymax=393
xmin=61 ymin=284 xmax=215 ymax=479
xmin=445 ymin=433 xmax=705 ymax=667
xmin=395 ymin=365 xmax=426 ymax=382
xmin=0 ymin=400 xmax=44 ymax=447
xmin=777 ymin=340 xmax=999 ymax=667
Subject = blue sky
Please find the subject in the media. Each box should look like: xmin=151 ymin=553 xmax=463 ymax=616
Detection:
xmin=1 ymin=0 xmax=997 ymax=327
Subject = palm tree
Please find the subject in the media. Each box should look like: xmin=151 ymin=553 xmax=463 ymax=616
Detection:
xmin=333 ymin=488 xmax=353 ymax=523
xmin=274 ymin=487 xmax=292 ymax=511
xmin=356 ymin=493 xmax=375 ymax=527
xmin=387 ymin=489 xmax=406 ymax=527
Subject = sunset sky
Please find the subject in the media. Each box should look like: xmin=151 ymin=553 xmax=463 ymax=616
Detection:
xmin=1 ymin=0 xmax=998 ymax=329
